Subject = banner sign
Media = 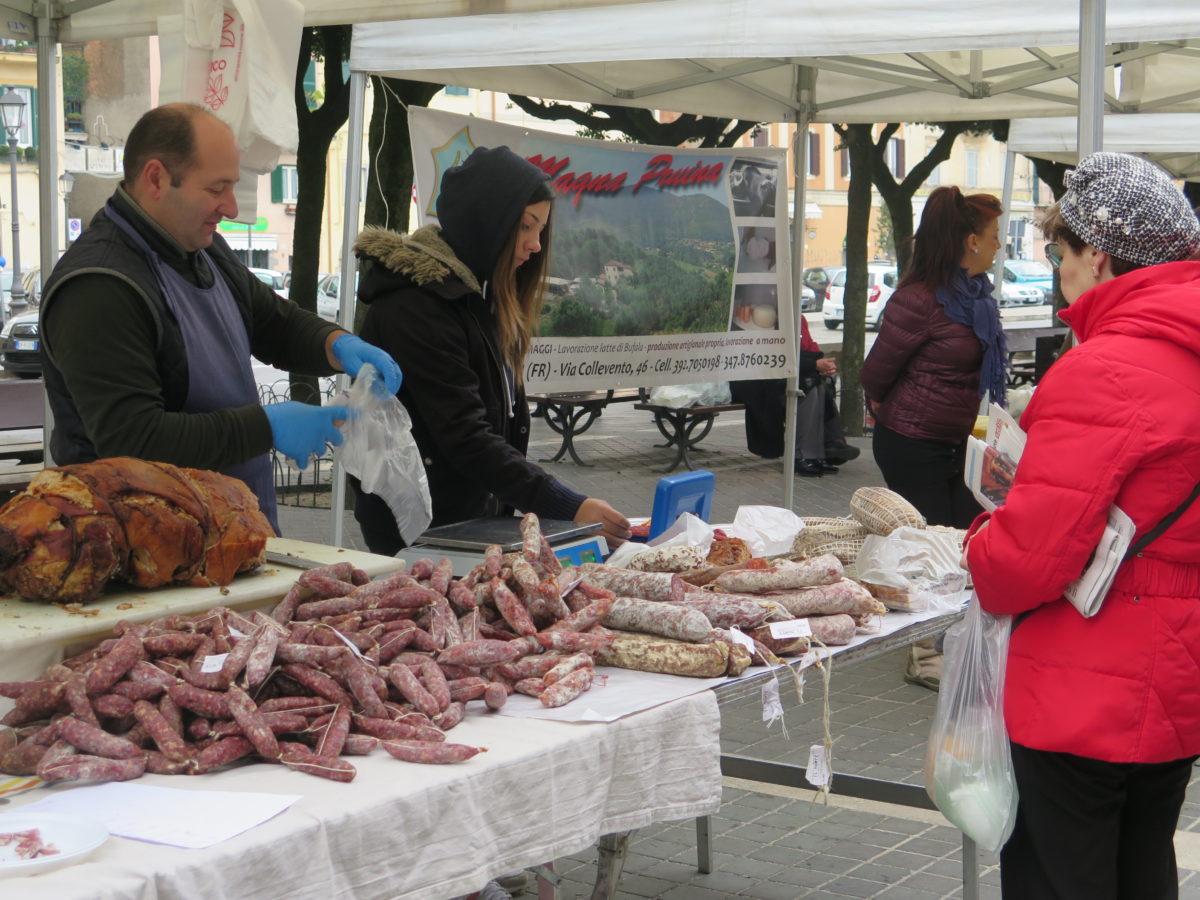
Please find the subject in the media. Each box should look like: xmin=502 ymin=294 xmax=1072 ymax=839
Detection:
xmin=409 ymin=108 xmax=795 ymax=393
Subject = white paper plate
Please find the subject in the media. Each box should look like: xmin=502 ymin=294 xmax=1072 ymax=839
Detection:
xmin=0 ymin=811 xmax=108 ymax=877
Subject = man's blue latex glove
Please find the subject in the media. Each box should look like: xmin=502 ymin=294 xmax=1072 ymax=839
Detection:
xmin=263 ymin=402 xmax=350 ymax=470
xmin=332 ymin=334 xmax=403 ymax=394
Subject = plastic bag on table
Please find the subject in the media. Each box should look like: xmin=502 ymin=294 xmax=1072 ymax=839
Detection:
xmin=648 ymin=382 xmax=731 ymax=408
xmin=923 ymin=594 xmax=1017 ymax=855
xmin=337 ymin=363 xmax=432 ymax=547
xmin=855 ymin=526 xmax=969 ymax=613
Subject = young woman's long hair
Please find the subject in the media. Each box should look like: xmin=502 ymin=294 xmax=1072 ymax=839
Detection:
xmin=902 ymin=186 xmax=1003 ymax=290
xmin=491 ymin=180 xmax=554 ymax=385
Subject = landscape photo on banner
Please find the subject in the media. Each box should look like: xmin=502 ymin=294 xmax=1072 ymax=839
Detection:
xmin=408 ymin=107 xmax=797 ymax=393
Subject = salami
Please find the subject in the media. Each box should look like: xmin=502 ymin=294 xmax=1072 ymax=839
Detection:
xmin=665 ymin=595 xmax=775 ymax=630
xmin=539 ymin=667 xmax=594 ymax=708
xmin=602 ymin=597 xmax=714 ymax=642
xmin=39 ymin=752 xmax=146 ymax=783
xmin=711 ymin=554 xmax=844 ymax=593
xmin=626 ymin=545 xmax=706 ymax=573
xmin=764 ymin=580 xmax=886 ymax=618
xmin=491 ymin=578 xmax=537 ymax=636
xmin=381 ymin=739 xmax=484 ymax=764
xmin=580 ymin=564 xmax=684 ymax=602
xmin=436 ymin=639 xmax=525 ymax=668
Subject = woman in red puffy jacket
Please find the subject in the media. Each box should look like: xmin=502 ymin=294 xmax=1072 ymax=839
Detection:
xmin=965 ymin=152 xmax=1200 ymax=899
xmin=861 ymin=186 xmax=1006 ymax=529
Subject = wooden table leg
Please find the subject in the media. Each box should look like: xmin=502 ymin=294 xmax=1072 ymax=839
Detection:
xmin=590 ymin=831 xmax=632 ymax=900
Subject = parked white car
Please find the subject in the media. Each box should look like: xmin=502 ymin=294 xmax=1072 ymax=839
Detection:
xmin=821 ymin=263 xmax=898 ymax=330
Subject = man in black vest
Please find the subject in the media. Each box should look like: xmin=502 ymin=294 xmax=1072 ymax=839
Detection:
xmin=40 ymin=103 xmax=400 ymax=531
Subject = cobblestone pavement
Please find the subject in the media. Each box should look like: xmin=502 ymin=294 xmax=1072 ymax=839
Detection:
xmin=279 ymin=401 xmax=1200 ymax=899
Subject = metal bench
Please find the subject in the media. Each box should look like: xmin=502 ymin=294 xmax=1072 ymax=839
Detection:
xmin=634 ymin=402 xmax=745 ymax=473
xmin=527 ymin=388 xmax=644 ymax=466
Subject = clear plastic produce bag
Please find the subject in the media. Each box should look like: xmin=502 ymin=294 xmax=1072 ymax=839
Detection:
xmin=923 ymin=594 xmax=1017 ymax=855
xmin=338 ymin=363 xmax=432 ymax=547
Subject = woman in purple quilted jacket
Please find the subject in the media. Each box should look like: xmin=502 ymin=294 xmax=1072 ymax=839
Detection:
xmin=861 ymin=186 xmax=1006 ymax=530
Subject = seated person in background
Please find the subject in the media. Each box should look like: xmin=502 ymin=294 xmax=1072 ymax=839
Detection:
xmin=730 ymin=317 xmax=859 ymax=476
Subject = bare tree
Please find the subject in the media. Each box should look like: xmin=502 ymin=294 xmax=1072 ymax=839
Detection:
xmin=288 ymin=25 xmax=351 ymax=404
xmin=508 ymin=96 xmax=758 ymax=148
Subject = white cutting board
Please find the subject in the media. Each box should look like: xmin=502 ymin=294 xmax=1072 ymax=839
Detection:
xmin=0 ymin=538 xmax=404 ymax=659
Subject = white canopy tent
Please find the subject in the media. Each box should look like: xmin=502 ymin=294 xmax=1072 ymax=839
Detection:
xmin=347 ymin=0 xmax=1200 ymax=511
xmin=27 ymin=0 xmax=1200 ymax=535
xmin=1008 ymin=114 xmax=1200 ymax=180
xmin=2 ymin=0 xmax=652 ymax=311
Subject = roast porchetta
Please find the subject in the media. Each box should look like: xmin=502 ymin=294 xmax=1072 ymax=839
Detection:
xmin=0 ymin=457 xmax=273 ymax=603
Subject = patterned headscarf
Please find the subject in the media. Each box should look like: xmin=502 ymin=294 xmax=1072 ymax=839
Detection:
xmin=1060 ymin=152 xmax=1200 ymax=266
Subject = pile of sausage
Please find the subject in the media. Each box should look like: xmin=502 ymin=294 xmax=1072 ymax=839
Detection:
xmin=607 ymin=547 xmax=890 ymax=660
xmin=0 ymin=514 xmax=636 ymax=785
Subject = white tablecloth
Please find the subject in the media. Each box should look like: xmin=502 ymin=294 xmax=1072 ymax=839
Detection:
xmin=3 ymin=690 xmax=721 ymax=899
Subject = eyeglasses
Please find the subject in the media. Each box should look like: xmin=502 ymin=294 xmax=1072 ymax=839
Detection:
xmin=1045 ymin=242 xmax=1062 ymax=270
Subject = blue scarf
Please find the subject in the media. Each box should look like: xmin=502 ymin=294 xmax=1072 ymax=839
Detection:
xmin=934 ymin=269 xmax=1008 ymax=406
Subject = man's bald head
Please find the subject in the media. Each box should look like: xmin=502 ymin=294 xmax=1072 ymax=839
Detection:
xmin=123 ymin=103 xmax=234 ymax=187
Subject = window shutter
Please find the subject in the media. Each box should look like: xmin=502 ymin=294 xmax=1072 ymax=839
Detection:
xmin=808 ymin=132 xmax=821 ymax=176
xmin=271 ymin=166 xmax=285 ymax=203
xmin=28 ymin=87 xmax=37 ymax=148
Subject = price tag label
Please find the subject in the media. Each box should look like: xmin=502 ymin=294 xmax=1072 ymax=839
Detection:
xmin=761 ymin=678 xmax=784 ymax=723
xmin=727 ymin=627 xmax=757 ymax=651
xmin=228 ymin=626 xmax=247 ymax=639
xmin=806 ymin=744 xmax=831 ymax=787
xmin=199 ymin=653 xmax=228 ymax=674
xmin=768 ymin=618 xmax=812 ymax=639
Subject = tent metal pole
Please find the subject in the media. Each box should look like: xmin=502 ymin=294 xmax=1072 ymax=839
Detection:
xmin=329 ymin=68 xmax=369 ymax=549
xmin=39 ymin=6 xmax=61 ymax=467
xmin=992 ymin=150 xmax=1016 ymax=302
xmin=783 ymin=66 xmax=815 ymax=510
xmin=1077 ymin=0 xmax=1106 ymax=155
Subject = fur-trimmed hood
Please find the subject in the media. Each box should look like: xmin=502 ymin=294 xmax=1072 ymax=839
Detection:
xmin=353 ymin=225 xmax=481 ymax=303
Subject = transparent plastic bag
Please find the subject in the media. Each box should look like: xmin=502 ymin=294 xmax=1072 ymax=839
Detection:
xmin=648 ymin=382 xmax=731 ymax=408
xmin=923 ymin=594 xmax=1017 ymax=855
xmin=338 ymin=364 xmax=432 ymax=547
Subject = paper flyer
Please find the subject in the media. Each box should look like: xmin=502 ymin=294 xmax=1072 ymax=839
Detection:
xmin=964 ymin=403 xmax=1133 ymax=617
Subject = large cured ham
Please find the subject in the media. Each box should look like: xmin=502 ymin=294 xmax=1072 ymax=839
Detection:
xmin=0 ymin=457 xmax=273 ymax=603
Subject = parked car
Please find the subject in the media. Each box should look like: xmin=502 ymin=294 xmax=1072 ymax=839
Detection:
xmin=0 ymin=310 xmax=41 ymax=377
xmin=821 ymin=263 xmax=898 ymax=330
xmin=799 ymin=284 xmax=818 ymax=312
xmin=2 ymin=268 xmax=42 ymax=316
xmin=249 ymin=267 xmax=287 ymax=294
xmin=315 ymin=272 xmax=355 ymax=322
xmin=1001 ymin=258 xmax=1054 ymax=305
xmin=802 ymin=266 xmax=833 ymax=305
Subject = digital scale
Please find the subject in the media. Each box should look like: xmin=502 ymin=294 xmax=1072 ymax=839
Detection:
xmin=407 ymin=516 xmax=609 ymax=576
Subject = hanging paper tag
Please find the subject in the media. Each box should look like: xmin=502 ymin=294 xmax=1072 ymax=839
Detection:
xmin=199 ymin=653 xmax=228 ymax=674
xmin=728 ymin=627 xmax=757 ymax=651
xmin=806 ymin=744 xmax=831 ymax=787
xmin=228 ymin=626 xmax=247 ymax=639
xmin=761 ymin=678 xmax=784 ymax=723
xmin=769 ymin=618 xmax=812 ymax=639
xmin=797 ymin=649 xmax=821 ymax=670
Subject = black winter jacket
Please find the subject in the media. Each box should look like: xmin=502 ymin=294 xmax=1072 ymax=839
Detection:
xmin=352 ymin=226 xmax=585 ymax=551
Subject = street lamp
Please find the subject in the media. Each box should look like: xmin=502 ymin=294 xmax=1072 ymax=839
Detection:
xmin=59 ymin=171 xmax=76 ymax=250
xmin=0 ymin=86 xmax=26 ymax=316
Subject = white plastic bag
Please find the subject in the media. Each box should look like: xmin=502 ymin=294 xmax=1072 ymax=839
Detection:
xmin=924 ymin=595 xmax=1017 ymax=855
xmin=338 ymin=364 xmax=432 ymax=547
xmin=648 ymin=382 xmax=731 ymax=408
xmin=856 ymin=527 xmax=969 ymax=613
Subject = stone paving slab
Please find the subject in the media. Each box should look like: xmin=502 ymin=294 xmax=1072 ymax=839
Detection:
xmin=276 ymin=401 xmax=1200 ymax=898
